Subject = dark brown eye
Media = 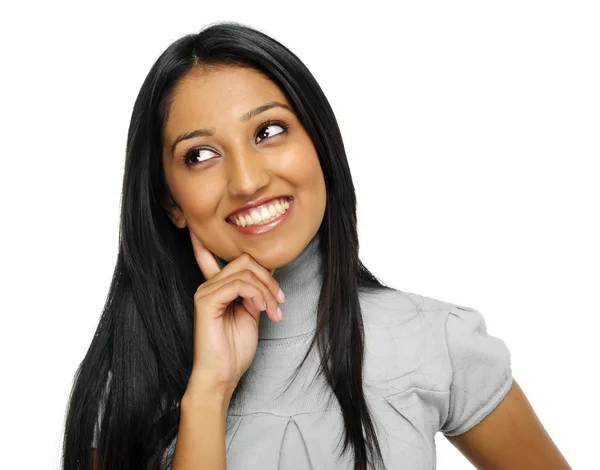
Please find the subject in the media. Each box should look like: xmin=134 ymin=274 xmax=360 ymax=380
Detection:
xmin=256 ymin=121 xmax=288 ymax=144
xmin=183 ymin=148 xmax=218 ymax=166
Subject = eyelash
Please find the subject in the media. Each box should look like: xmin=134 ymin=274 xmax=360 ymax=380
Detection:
xmin=181 ymin=119 xmax=290 ymax=167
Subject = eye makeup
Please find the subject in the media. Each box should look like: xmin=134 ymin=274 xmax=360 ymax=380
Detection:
xmin=179 ymin=119 xmax=290 ymax=167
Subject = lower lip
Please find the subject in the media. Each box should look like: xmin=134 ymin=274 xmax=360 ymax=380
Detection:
xmin=227 ymin=199 xmax=294 ymax=235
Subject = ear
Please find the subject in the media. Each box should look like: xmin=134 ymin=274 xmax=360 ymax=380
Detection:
xmin=162 ymin=194 xmax=187 ymax=229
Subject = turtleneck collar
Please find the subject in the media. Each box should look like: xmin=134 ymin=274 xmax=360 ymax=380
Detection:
xmin=215 ymin=233 xmax=324 ymax=340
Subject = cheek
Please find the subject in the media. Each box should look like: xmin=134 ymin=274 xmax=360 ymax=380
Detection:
xmin=278 ymin=143 xmax=323 ymax=185
xmin=285 ymin=150 xmax=327 ymax=218
xmin=170 ymin=174 xmax=222 ymax=219
xmin=296 ymin=151 xmax=326 ymax=195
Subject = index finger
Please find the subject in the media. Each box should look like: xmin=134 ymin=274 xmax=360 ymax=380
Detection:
xmin=189 ymin=230 xmax=221 ymax=280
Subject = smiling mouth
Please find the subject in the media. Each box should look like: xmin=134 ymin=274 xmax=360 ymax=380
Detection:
xmin=227 ymin=197 xmax=293 ymax=227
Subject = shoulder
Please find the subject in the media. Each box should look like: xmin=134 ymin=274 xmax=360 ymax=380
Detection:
xmin=359 ymin=286 xmax=501 ymax=342
xmin=360 ymin=287 xmax=511 ymax=392
xmin=359 ymin=286 xmax=455 ymax=330
xmin=360 ymin=287 xmax=456 ymax=397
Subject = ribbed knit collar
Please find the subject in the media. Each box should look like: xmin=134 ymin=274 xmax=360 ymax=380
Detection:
xmin=215 ymin=233 xmax=324 ymax=341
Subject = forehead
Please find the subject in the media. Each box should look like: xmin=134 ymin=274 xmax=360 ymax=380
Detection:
xmin=165 ymin=65 xmax=289 ymax=130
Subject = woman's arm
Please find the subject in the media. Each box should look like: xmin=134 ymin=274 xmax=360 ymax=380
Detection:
xmin=171 ymin=383 xmax=231 ymax=470
xmin=446 ymin=379 xmax=571 ymax=469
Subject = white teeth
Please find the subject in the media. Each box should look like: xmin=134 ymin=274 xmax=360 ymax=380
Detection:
xmin=232 ymin=198 xmax=292 ymax=227
xmin=250 ymin=210 xmax=262 ymax=224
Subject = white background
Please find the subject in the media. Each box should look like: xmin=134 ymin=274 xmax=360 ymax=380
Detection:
xmin=1 ymin=1 xmax=597 ymax=468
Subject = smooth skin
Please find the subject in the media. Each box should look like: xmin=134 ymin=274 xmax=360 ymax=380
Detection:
xmin=184 ymin=230 xmax=284 ymax=397
xmin=161 ymin=64 xmax=327 ymax=271
xmin=446 ymin=379 xmax=571 ymax=469
xmin=92 ymin=64 xmax=571 ymax=469
xmin=172 ymin=232 xmax=287 ymax=470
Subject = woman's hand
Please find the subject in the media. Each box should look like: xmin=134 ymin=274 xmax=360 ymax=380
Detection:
xmin=185 ymin=230 xmax=285 ymax=401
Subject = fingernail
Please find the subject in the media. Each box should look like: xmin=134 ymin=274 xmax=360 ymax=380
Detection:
xmin=277 ymin=288 xmax=286 ymax=303
xmin=277 ymin=307 xmax=283 ymax=321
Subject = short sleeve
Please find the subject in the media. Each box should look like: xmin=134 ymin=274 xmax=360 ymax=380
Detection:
xmin=440 ymin=304 xmax=513 ymax=436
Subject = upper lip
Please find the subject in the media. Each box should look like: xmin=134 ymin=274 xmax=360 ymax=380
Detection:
xmin=225 ymin=195 xmax=292 ymax=221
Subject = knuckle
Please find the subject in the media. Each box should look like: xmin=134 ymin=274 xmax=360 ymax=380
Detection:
xmin=193 ymin=293 xmax=205 ymax=310
xmin=265 ymin=276 xmax=279 ymax=294
xmin=193 ymin=287 xmax=205 ymax=300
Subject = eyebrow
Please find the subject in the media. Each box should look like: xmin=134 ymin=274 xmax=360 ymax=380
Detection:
xmin=170 ymin=101 xmax=293 ymax=157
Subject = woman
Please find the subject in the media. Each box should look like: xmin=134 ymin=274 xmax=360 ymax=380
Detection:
xmin=62 ymin=22 xmax=570 ymax=470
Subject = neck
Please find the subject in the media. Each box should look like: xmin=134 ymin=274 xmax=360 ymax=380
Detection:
xmin=215 ymin=233 xmax=324 ymax=340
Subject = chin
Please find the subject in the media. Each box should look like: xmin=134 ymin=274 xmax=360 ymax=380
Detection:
xmin=250 ymin=251 xmax=288 ymax=271
xmin=248 ymin=239 xmax=304 ymax=270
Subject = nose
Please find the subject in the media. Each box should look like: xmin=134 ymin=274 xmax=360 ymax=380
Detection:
xmin=225 ymin=150 xmax=270 ymax=198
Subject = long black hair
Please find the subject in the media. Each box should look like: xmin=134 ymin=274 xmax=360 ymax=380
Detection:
xmin=62 ymin=21 xmax=392 ymax=470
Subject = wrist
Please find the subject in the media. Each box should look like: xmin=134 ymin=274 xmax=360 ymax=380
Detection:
xmin=182 ymin=373 xmax=232 ymax=411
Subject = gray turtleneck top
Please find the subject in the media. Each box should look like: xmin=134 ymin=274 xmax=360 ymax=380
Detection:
xmin=92 ymin=233 xmax=513 ymax=469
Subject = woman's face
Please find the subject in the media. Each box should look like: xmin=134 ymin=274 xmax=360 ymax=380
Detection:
xmin=161 ymin=65 xmax=326 ymax=270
